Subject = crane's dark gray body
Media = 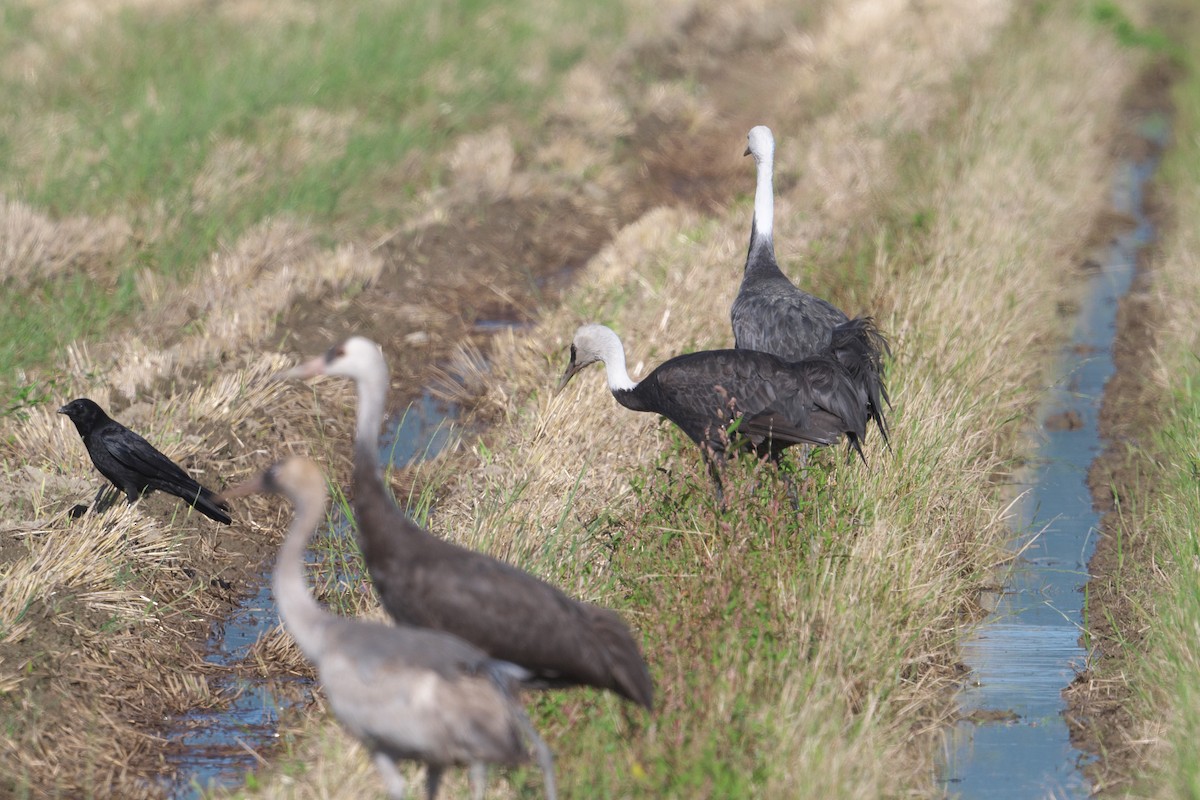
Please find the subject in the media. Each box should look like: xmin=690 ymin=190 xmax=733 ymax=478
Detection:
xmin=58 ymin=397 xmax=231 ymax=524
xmin=558 ymin=324 xmax=871 ymax=505
xmin=351 ymin=440 xmax=655 ymax=709
xmin=285 ymin=338 xmax=654 ymax=711
xmin=731 ymin=125 xmax=891 ymax=444
xmin=731 ymin=222 xmax=849 ymax=361
xmin=611 ymin=347 xmax=868 ymax=461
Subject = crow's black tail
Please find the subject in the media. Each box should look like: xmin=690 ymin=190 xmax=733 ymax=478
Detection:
xmin=828 ymin=317 xmax=891 ymax=447
xmin=165 ymin=480 xmax=233 ymax=524
xmin=192 ymin=486 xmax=233 ymax=525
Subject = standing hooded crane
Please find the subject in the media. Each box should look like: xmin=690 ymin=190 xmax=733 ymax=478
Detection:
xmin=281 ymin=337 xmax=654 ymax=710
xmin=223 ymin=457 xmax=557 ymax=800
xmin=557 ymin=323 xmax=870 ymax=504
xmin=731 ymin=125 xmax=891 ymax=445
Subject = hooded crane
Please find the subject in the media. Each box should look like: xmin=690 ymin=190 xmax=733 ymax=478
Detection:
xmin=731 ymin=125 xmax=891 ymax=444
xmin=281 ymin=337 xmax=654 ymax=710
xmin=58 ymin=398 xmax=231 ymax=524
xmin=223 ymin=457 xmax=556 ymax=800
xmin=557 ymin=323 xmax=869 ymax=504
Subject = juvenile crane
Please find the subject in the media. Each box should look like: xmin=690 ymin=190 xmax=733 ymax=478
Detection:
xmin=58 ymin=398 xmax=231 ymax=524
xmin=223 ymin=458 xmax=556 ymax=800
xmin=557 ymin=323 xmax=869 ymax=503
xmin=731 ymin=125 xmax=891 ymax=443
xmin=282 ymin=337 xmax=654 ymax=710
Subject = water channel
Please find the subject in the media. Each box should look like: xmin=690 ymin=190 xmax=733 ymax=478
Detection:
xmin=941 ymin=114 xmax=1166 ymax=797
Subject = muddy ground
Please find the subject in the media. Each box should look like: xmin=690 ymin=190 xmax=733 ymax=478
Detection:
xmin=1064 ymin=60 xmax=1177 ymax=794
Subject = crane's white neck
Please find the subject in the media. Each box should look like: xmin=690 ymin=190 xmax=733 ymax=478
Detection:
xmin=274 ymin=492 xmax=330 ymax=661
xmin=752 ymin=149 xmax=774 ymax=244
xmin=598 ymin=333 xmax=637 ymax=393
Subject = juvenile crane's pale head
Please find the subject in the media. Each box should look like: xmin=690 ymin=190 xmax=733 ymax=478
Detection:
xmin=282 ymin=336 xmax=386 ymax=382
xmin=221 ymin=456 xmax=327 ymax=508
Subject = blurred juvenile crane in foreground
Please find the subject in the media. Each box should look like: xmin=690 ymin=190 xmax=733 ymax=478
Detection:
xmin=58 ymin=397 xmax=231 ymax=524
xmin=557 ymin=323 xmax=869 ymax=505
xmin=223 ymin=458 xmax=556 ymax=800
xmin=282 ymin=337 xmax=654 ymax=709
xmin=731 ymin=125 xmax=891 ymax=444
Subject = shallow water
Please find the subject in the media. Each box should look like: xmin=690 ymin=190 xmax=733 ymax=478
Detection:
xmin=162 ymin=391 xmax=457 ymax=799
xmin=941 ymin=119 xmax=1163 ymax=798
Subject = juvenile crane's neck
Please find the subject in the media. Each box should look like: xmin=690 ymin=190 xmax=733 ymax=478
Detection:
xmin=274 ymin=492 xmax=331 ymax=661
xmin=351 ymin=362 xmax=389 ymax=457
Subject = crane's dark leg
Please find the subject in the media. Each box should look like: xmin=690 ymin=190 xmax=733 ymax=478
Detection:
xmin=371 ymin=751 xmax=408 ymax=800
xmin=513 ymin=707 xmax=557 ymax=800
xmin=427 ymin=764 xmax=445 ymax=800
xmin=781 ymin=466 xmax=801 ymax=512
xmin=702 ymin=449 xmax=727 ymax=511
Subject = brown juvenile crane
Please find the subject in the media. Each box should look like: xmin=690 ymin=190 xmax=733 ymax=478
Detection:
xmin=224 ymin=457 xmax=556 ymax=800
xmin=731 ymin=125 xmax=891 ymax=445
xmin=282 ymin=337 xmax=654 ymax=710
xmin=557 ymin=323 xmax=869 ymax=505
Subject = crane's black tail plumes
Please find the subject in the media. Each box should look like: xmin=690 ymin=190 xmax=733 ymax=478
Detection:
xmin=828 ymin=317 xmax=891 ymax=447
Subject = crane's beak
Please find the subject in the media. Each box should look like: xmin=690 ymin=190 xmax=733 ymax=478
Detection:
xmin=273 ymin=354 xmax=327 ymax=382
xmin=555 ymin=357 xmax=585 ymax=395
xmin=218 ymin=470 xmax=268 ymax=503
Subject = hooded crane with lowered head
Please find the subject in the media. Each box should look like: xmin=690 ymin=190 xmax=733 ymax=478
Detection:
xmin=58 ymin=397 xmax=231 ymax=524
xmin=731 ymin=125 xmax=891 ymax=445
xmin=223 ymin=457 xmax=556 ymax=800
xmin=557 ymin=323 xmax=869 ymax=505
xmin=281 ymin=337 xmax=654 ymax=710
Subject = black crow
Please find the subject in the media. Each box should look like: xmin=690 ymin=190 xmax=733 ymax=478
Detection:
xmin=58 ymin=398 xmax=232 ymax=524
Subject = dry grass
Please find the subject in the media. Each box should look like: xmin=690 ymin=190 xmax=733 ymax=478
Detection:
xmin=0 ymin=197 xmax=131 ymax=287
xmin=215 ymin=1 xmax=1144 ymax=798
xmin=0 ymin=0 xmax=1152 ymax=795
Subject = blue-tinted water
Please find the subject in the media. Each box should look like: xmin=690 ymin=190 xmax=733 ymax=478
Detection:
xmin=942 ymin=118 xmax=1164 ymax=798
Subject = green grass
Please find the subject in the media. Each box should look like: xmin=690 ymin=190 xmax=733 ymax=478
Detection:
xmin=0 ymin=0 xmax=625 ymax=387
xmin=1128 ymin=374 xmax=1200 ymax=795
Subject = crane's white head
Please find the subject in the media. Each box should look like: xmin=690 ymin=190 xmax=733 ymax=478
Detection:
xmin=744 ymin=125 xmax=775 ymax=164
xmin=281 ymin=336 xmax=386 ymax=382
xmin=557 ymin=323 xmax=632 ymax=393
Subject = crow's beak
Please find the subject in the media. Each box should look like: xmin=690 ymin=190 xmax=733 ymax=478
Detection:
xmin=273 ymin=354 xmax=327 ymax=382
xmin=56 ymin=405 xmax=67 ymax=414
xmin=218 ymin=470 xmax=268 ymax=503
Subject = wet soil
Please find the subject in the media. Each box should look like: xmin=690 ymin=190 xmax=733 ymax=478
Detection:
xmin=1062 ymin=59 xmax=1178 ymax=795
